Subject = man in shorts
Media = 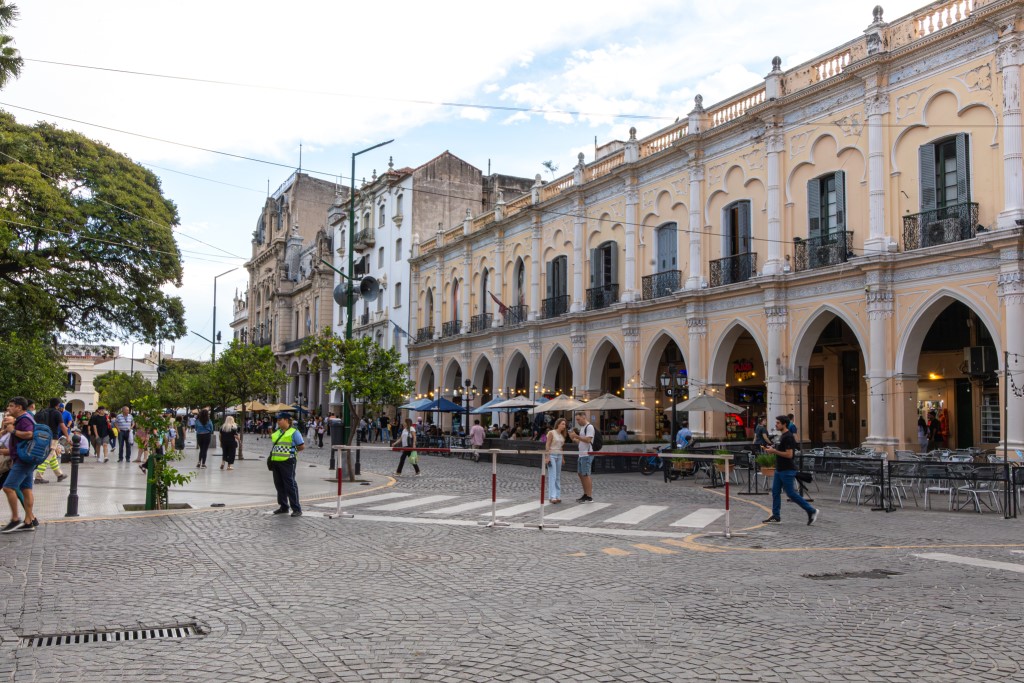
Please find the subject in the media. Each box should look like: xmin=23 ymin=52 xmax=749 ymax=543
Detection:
xmin=33 ymin=397 xmax=68 ymax=483
xmin=88 ymin=406 xmax=112 ymax=462
xmin=2 ymin=396 xmax=39 ymax=533
xmin=568 ymin=413 xmax=596 ymax=503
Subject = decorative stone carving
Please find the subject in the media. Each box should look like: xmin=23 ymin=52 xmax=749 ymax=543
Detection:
xmin=865 ymin=94 xmax=890 ymax=117
xmin=686 ymin=317 xmax=707 ymax=335
xmin=953 ymin=63 xmax=993 ymax=93
xmin=765 ymin=306 xmax=788 ymax=328
xmin=741 ymin=144 xmax=765 ymax=170
xmin=671 ymin=178 xmax=688 ymax=195
xmin=529 ymin=341 xmax=542 ymax=355
xmin=626 ymin=187 xmax=640 ymax=205
xmin=571 ymin=334 xmax=587 ymax=349
xmin=997 ymin=40 xmax=1022 ymax=70
xmin=789 ymin=129 xmax=817 ymax=159
xmin=707 ymin=162 xmax=726 ymax=188
xmin=895 ymin=86 xmax=930 ymax=121
xmin=834 ymin=113 xmax=863 ymax=136
xmin=998 ymin=271 xmax=1024 ymax=306
xmin=641 ymin=189 xmax=654 ymax=209
xmin=866 ymin=288 xmax=894 ymax=320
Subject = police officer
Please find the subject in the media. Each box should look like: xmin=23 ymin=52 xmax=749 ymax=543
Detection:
xmin=269 ymin=413 xmax=304 ymax=517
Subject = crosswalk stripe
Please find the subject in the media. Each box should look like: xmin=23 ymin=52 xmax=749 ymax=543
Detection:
xmin=369 ymin=495 xmax=458 ymax=511
xmin=427 ymin=499 xmax=512 ymax=514
xmin=313 ymin=492 xmax=411 ymax=509
xmin=913 ymin=552 xmax=1024 ymax=574
xmin=632 ymin=543 xmax=677 ymax=555
xmin=485 ymin=501 xmax=542 ymax=517
xmin=670 ymin=508 xmax=725 ymax=528
xmin=602 ymin=547 xmax=631 ymax=556
xmin=544 ymin=503 xmax=612 ymax=521
xmin=603 ymin=505 xmax=667 ymax=525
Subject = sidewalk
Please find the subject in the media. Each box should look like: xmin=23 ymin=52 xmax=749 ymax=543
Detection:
xmin=24 ymin=438 xmax=387 ymax=520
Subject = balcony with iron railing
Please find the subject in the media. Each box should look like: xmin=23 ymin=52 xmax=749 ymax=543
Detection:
xmin=504 ymin=304 xmax=528 ymax=326
xmin=470 ymin=313 xmax=493 ymax=333
xmin=441 ymin=320 xmax=462 ymax=338
xmin=642 ymin=270 xmax=680 ymax=300
xmin=353 ymin=227 xmax=375 ymax=248
xmin=709 ymin=252 xmax=757 ymax=287
xmin=357 ymin=311 xmax=370 ymax=327
xmin=415 ymin=326 xmax=434 ymax=343
xmin=585 ymin=283 xmax=619 ymax=311
xmin=282 ymin=337 xmax=306 ymax=352
xmin=254 ymin=337 xmax=272 ymax=348
xmin=793 ymin=231 xmax=854 ymax=272
xmin=902 ymin=202 xmax=979 ymax=251
xmin=541 ymin=295 xmax=569 ymax=319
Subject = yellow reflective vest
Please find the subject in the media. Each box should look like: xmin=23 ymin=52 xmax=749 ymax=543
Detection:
xmin=270 ymin=428 xmax=298 ymax=461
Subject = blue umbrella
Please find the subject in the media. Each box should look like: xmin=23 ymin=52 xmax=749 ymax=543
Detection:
xmin=416 ymin=397 xmax=464 ymax=413
xmin=471 ymin=396 xmax=505 ymax=415
xmin=399 ymin=397 xmax=433 ymax=411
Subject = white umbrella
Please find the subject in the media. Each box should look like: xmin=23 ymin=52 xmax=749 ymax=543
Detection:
xmin=581 ymin=393 xmax=649 ymax=411
xmin=489 ymin=396 xmax=538 ymax=409
xmin=531 ymin=394 xmax=587 ymax=414
xmin=670 ymin=394 xmax=743 ymax=413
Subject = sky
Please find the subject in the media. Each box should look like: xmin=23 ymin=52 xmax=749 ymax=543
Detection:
xmin=3 ymin=0 xmax=928 ymax=361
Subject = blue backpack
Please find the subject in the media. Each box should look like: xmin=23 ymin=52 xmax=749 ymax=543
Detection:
xmin=16 ymin=414 xmax=54 ymax=467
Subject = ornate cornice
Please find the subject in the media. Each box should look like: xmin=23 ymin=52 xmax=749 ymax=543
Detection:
xmin=765 ymin=306 xmax=788 ymax=328
xmin=866 ymin=288 xmax=895 ymax=319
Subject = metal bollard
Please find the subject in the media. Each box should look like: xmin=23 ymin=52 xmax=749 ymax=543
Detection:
xmin=65 ymin=435 xmax=82 ymax=517
xmin=355 ymin=433 xmax=362 ymax=476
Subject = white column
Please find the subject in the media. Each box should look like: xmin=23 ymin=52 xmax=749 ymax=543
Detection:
xmin=998 ymin=260 xmax=1024 ymax=450
xmin=685 ymin=164 xmax=704 ymax=290
xmin=686 ymin=316 xmax=706 ymax=436
xmin=865 ymin=288 xmax=896 ymax=454
xmin=571 ymin=328 xmax=586 ymax=396
xmin=765 ymin=305 xmax=787 ymax=420
xmin=864 ymin=94 xmax=892 ymax=252
xmin=571 ymin=201 xmax=585 ymax=312
xmin=622 ymin=180 xmax=639 ymax=302
xmin=998 ymin=40 xmax=1024 ymax=229
xmin=492 ymin=235 xmax=504 ymax=327
xmin=461 ymin=248 xmax=471 ymax=333
xmin=408 ymin=267 xmax=419 ymax=340
xmin=433 ymin=261 xmax=443 ymax=340
xmin=623 ymin=325 xmax=640 ymax=432
xmin=529 ymin=220 xmax=541 ymax=321
xmin=529 ymin=337 xmax=541 ymax=399
xmin=762 ymin=131 xmax=785 ymax=274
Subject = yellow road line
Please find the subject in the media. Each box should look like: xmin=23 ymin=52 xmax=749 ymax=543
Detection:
xmin=661 ymin=536 xmax=729 ymax=553
xmin=632 ymin=543 xmax=677 ymax=555
xmin=602 ymin=547 xmax=632 ymax=556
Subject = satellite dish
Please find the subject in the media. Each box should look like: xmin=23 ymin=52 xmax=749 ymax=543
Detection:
xmin=332 ymin=283 xmax=348 ymax=307
xmin=359 ymin=276 xmax=380 ymax=302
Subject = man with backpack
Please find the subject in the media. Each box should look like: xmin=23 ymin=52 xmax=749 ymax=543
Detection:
xmin=2 ymin=396 xmax=41 ymax=532
xmin=33 ymin=398 xmax=69 ymax=484
xmin=568 ymin=413 xmax=599 ymax=503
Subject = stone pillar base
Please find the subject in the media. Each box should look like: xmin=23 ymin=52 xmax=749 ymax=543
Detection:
xmin=761 ymin=259 xmax=785 ymax=276
xmin=863 ymin=436 xmax=899 ymax=459
xmin=620 ymin=290 xmax=638 ymax=304
xmin=863 ymin=236 xmax=897 ymax=255
xmin=997 ymin=209 xmax=1024 ymax=230
xmin=685 ymin=277 xmax=703 ymax=291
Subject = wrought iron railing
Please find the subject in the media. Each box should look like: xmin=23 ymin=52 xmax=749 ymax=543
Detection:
xmin=353 ymin=227 xmax=375 ymax=247
xmin=902 ymin=202 xmax=979 ymax=251
xmin=585 ymin=284 xmax=619 ymax=311
xmin=470 ymin=313 xmax=493 ymax=333
xmin=504 ymin=304 xmax=528 ymax=326
xmin=541 ymin=295 xmax=570 ymax=319
xmin=415 ymin=326 xmax=434 ymax=343
xmin=253 ymin=337 xmax=272 ymax=347
xmin=642 ymin=270 xmax=680 ymax=300
xmin=793 ymin=231 xmax=854 ymax=271
xmin=282 ymin=338 xmax=305 ymax=352
xmin=441 ymin=320 xmax=462 ymax=338
xmin=709 ymin=252 xmax=757 ymax=287
xmin=358 ymin=312 xmax=369 ymax=326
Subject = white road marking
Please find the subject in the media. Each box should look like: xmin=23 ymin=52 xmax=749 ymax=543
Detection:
xmin=350 ymin=513 xmax=693 ymax=538
xmin=368 ymin=495 xmax=458 ymax=511
xmin=603 ymin=505 xmax=667 ymax=525
xmin=543 ymin=503 xmax=612 ymax=521
xmin=486 ymin=501 xmax=542 ymax=518
xmin=913 ymin=552 xmax=1024 ymax=574
xmin=1011 ymin=550 xmax=1024 ymax=555
xmin=311 ymin=492 xmax=410 ymax=509
xmin=670 ymin=508 xmax=725 ymax=528
xmin=427 ymin=499 xmax=512 ymax=514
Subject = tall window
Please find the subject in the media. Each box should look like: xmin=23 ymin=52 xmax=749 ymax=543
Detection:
xmin=313 ymin=296 xmax=319 ymax=330
xmin=515 ymin=259 xmax=525 ymax=306
xmin=363 ymin=211 xmax=370 ymax=231
xmin=451 ymin=279 xmax=460 ymax=321
xmin=379 ymin=204 xmax=386 ymax=228
xmin=546 ymin=256 xmax=568 ymax=298
xmin=590 ymin=242 xmax=618 ymax=287
xmin=655 ymin=223 xmax=677 ymax=272
xmin=481 ymin=269 xmax=490 ymax=315
xmin=294 ymin=311 xmax=300 ymax=340
xmin=395 ymin=194 xmax=403 ymax=216
xmin=395 ymin=238 xmax=403 ymax=260
xmin=920 ymin=133 xmax=970 ymax=210
xmin=425 ymin=289 xmax=434 ymax=325
xmin=723 ymin=200 xmax=752 ymax=256
xmin=378 ymin=247 xmax=384 ymax=268
xmin=394 ymin=282 xmax=402 ymax=308
xmin=807 ymin=171 xmax=846 ymax=240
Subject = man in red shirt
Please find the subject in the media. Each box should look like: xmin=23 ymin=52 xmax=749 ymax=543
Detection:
xmin=2 ymin=396 xmax=39 ymax=533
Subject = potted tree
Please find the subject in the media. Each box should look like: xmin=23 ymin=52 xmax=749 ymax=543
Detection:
xmin=756 ymin=452 xmax=776 ymax=478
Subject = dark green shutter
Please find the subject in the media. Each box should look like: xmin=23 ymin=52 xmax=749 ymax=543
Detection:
xmin=608 ymin=243 xmax=619 ymax=285
xmin=955 ymin=133 xmax=970 ymax=204
xmin=807 ymin=178 xmax=821 ymax=240
xmin=834 ymin=170 xmax=846 ymax=233
xmin=590 ymin=248 xmax=598 ymax=287
xmin=546 ymin=261 xmax=553 ymax=298
xmin=738 ymin=202 xmax=752 ymax=253
xmin=919 ymin=144 xmax=937 ymax=211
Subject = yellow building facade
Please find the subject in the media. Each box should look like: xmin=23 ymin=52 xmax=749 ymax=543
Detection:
xmin=408 ymin=0 xmax=1024 ymax=453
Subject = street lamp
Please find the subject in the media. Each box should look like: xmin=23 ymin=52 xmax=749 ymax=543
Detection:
xmin=660 ymin=366 xmax=688 ymax=448
xmin=213 ymin=267 xmax=239 ymax=361
xmin=463 ymin=378 xmax=476 ymax=437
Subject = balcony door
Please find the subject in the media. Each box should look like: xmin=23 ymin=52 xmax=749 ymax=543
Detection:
xmin=546 ymin=256 xmax=568 ymax=298
xmin=724 ymin=201 xmax=751 ymax=257
xmin=807 ymin=171 xmax=846 ymax=241
xmin=590 ymin=241 xmax=618 ymax=288
xmin=656 ymin=223 xmax=677 ymax=273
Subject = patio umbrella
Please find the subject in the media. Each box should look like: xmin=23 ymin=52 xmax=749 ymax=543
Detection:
xmin=263 ymin=402 xmax=295 ymax=413
xmin=471 ymin=396 xmax=506 ymax=414
xmin=530 ymin=394 xmax=587 ymax=413
xmin=670 ymin=394 xmax=743 ymax=414
xmin=489 ymin=396 xmax=538 ymax=409
xmin=417 ymin=396 xmax=468 ymax=435
xmin=581 ymin=393 xmax=649 ymax=411
xmin=399 ymin=397 xmax=433 ymax=411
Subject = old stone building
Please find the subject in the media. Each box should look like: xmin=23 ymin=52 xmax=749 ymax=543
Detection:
xmin=231 ymin=171 xmax=345 ymax=414
xmin=408 ymin=0 xmax=1024 ymax=454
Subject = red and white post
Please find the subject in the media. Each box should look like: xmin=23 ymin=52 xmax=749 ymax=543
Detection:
xmin=326 ymin=445 xmax=354 ymax=519
xmin=705 ymin=454 xmax=746 ymax=539
xmin=478 ymin=449 xmax=509 ymax=528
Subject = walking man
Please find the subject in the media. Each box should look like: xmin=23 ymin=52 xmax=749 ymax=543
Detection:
xmin=88 ymin=406 xmax=112 ymax=463
xmin=113 ymin=405 xmax=135 ymax=463
xmin=268 ymin=413 xmax=304 ymax=517
xmin=568 ymin=413 xmax=596 ymax=503
xmin=2 ymin=397 xmax=39 ymax=533
xmin=762 ymin=415 xmax=819 ymax=526
xmin=469 ymin=418 xmax=486 ymax=461
xmin=33 ymin=398 xmax=68 ymax=483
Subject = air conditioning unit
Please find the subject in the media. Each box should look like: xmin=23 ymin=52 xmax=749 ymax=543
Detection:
xmin=922 ymin=218 xmax=957 ymax=247
xmin=964 ymin=346 xmax=996 ymax=375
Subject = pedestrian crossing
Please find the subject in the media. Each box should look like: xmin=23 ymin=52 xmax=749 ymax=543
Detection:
xmin=313 ymin=492 xmax=728 ymax=530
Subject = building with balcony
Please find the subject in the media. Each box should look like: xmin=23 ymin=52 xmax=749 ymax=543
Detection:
xmin=407 ymin=0 xmax=1024 ymax=453
xmin=60 ymin=344 xmax=160 ymax=413
xmin=232 ymin=172 xmax=344 ymax=414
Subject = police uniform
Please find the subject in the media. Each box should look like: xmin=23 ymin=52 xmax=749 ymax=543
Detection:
xmin=269 ymin=421 xmax=303 ymax=515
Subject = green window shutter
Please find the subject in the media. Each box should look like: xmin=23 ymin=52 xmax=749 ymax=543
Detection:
xmin=608 ymin=243 xmax=619 ymax=285
xmin=919 ymin=144 xmax=937 ymax=211
xmin=590 ymin=248 xmax=598 ymax=287
xmin=834 ymin=171 xmax=846 ymax=232
xmin=738 ymin=202 xmax=752 ymax=253
xmin=807 ymin=178 xmax=821 ymax=240
xmin=546 ymin=261 xmax=553 ymax=298
xmin=955 ymin=133 xmax=970 ymax=204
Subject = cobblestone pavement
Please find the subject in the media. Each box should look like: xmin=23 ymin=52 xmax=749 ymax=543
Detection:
xmin=2 ymin=447 xmax=1022 ymax=682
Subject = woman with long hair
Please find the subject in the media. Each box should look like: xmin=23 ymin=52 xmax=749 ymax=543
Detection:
xmin=220 ymin=416 xmax=239 ymax=470
xmin=195 ymin=409 xmax=214 ymax=468
xmin=544 ymin=417 xmax=568 ymax=504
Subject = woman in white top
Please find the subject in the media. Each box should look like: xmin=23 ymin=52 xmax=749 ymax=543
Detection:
xmin=544 ymin=418 xmax=568 ymax=504
xmin=391 ymin=418 xmax=421 ymax=476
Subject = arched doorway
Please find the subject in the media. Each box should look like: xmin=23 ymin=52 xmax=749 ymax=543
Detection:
xmin=542 ymin=346 xmax=573 ymax=396
xmin=472 ymin=357 xmax=495 ymax=425
xmin=709 ymin=325 xmax=766 ymax=440
xmin=587 ymin=340 xmax=625 ymax=432
xmin=642 ymin=333 xmax=688 ymax=441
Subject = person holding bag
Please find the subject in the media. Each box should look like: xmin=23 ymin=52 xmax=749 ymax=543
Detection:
xmin=392 ymin=418 xmax=420 ymax=476
xmin=220 ymin=416 xmax=239 ymax=470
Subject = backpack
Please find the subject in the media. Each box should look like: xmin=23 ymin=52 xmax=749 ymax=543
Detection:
xmin=589 ymin=424 xmax=603 ymax=452
xmin=15 ymin=414 xmax=54 ymax=467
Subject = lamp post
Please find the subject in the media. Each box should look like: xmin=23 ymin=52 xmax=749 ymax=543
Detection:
xmin=660 ymin=366 xmax=688 ymax=448
xmin=213 ymin=267 xmax=239 ymax=361
xmin=342 ymin=139 xmax=394 ymax=451
xmin=464 ymin=378 xmax=476 ymax=437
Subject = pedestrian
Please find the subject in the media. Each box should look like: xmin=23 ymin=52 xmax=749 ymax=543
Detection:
xmin=135 ymin=422 xmax=150 ymax=471
xmin=762 ymin=415 xmax=819 ymax=526
xmin=380 ymin=414 xmax=391 ymax=442
xmin=187 ymin=414 xmax=196 ymax=434
xmin=469 ymin=418 xmax=486 ymax=461
xmin=675 ymin=423 xmax=693 ymax=450
xmin=314 ymin=418 xmax=325 ymax=448
xmin=917 ymin=415 xmax=928 ymax=452
xmin=926 ymin=411 xmax=941 ymax=451
xmin=2 ymin=397 xmax=39 ymax=533
xmin=752 ymin=416 xmax=771 ymax=454
xmin=194 ymin=409 xmax=214 ymax=468
xmin=544 ymin=417 xmax=568 ymax=504
xmin=59 ymin=402 xmax=73 ymax=430
xmin=567 ymin=413 xmax=596 ymax=503
xmin=220 ymin=416 xmax=239 ymax=470
xmin=268 ymin=413 xmax=303 ymax=516
xmin=786 ymin=413 xmax=798 ymax=435
xmin=33 ymin=398 xmax=68 ymax=483
xmin=87 ymin=406 xmax=112 ymax=462
xmin=0 ymin=415 xmax=29 ymax=527
xmin=113 ymin=404 xmax=135 ymax=463
xmin=392 ymin=418 xmax=420 ymax=476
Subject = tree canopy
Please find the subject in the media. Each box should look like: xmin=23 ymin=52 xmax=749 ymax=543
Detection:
xmin=209 ymin=339 xmax=287 ymax=409
xmin=0 ymin=112 xmax=187 ymax=342
xmin=301 ymin=330 xmax=412 ymax=415
xmin=94 ymin=370 xmax=155 ymax=411
xmin=0 ymin=2 xmax=23 ymax=90
xmin=0 ymin=333 xmax=67 ymax=403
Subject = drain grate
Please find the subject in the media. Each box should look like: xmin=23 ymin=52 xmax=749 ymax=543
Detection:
xmin=803 ymin=569 xmax=902 ymax=581
xmin=20 ymin=624 xmax=201 ymax=648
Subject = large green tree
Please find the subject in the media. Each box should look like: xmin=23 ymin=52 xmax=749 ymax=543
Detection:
xmin=208 ymin=340 xmax=287 ymax=457
xmin=157 ymin=358 xmax=209 ymax=410
xmin=0 ymin=112 xmax=187 ymax=341
xmin=94 ymin=370 xmax=155 ymax=411
xmin=0 ymin=333 xmax=67 ymax=403
xmin=0 ymin=2 xmax=23 ymax=90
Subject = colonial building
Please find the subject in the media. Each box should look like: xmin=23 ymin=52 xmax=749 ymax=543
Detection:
xmin=62 ymin=344 xmax=160 ymax=413
xmin=407 ymin=0 xmax=1024 ymax=454
xmin=232 ymin=171 xmax=344 ymax=414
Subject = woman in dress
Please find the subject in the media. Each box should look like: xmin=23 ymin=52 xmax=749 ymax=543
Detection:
xmin=220 ymin=416 xmax=239 ymax=470
xmin=544 ymin=418 xmax=568 ymax=504
xmin=194 ymin=409 xmax=214 ymax=468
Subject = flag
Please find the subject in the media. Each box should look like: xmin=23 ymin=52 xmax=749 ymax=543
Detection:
xmin=488 ymin=290 xmax=509 ymax=316
xmin=389 ymin=319 xmax=409 ymax=337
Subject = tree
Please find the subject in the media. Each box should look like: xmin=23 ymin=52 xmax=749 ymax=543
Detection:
xmin=156 ymin=358 xmax=208 ymax=410
xmin=208 ymin=340 xmax=287 ymax=457
xmin=0 ymin=111 xmax=187 ymax=342
xmin=94 ymin=370 xmax=155 ymax=411
xmin=0 ymin=333 xmax=67 ymax=403
xmin=0 ymin=2 xmax=23 ymax=90
xmin=541 ymin=160 xmax=559 ymax=180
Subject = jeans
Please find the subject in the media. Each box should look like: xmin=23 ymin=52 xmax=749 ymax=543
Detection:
xmin=118 ymin=432 xmax=133 ymax=461
xmin=771 ymin=469 xmax=816 ymax=519
xmin=546 ymin=454 xmax=562 ymax=501
xmin=271 ymin=459 xmax=301 ymax=512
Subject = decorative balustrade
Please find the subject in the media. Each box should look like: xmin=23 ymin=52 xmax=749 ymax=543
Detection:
xmin=587 ymin=150 xmax=625 ymax=183
xmin=709 ymin=252 xmax=757 ymax=287
xmin=539 ymin=175 xmax=575 ymax=202
xmin=902 ymin=202 xmax=979 ymax=251
xmin=915 ymin=0 xmax=975 ymax=38
xmin=812 ymin=49 xmax=851 ymax=83
xmin=585 ymin=283 xmax=619 ymax=311
xmin=504 ymin=304 xmax=528 ymax=326
xmin=472 ymin=211 xmax=495 ymax=232
xmin=793 ymin=231 xmax=854 ymax=272
xmin=469 ymin=313 xmax=493 ymax=333
xmin=253 ymin=337 xmax=272 ymax=348
xmin=642 ymin=270 xmax=681 ymax=300
xmin=541 ymin=295 xmax=569 ymax=319
xmin=441 ymin=319 xmax=462 ymax=338
xmin=640 ymin=122 xmax=688 ymax=159
xmin=708 ymin=87 xmax=766 ymax=129
xmin=504 ymin=194 xmax=532 ymax=219
xmin=415 ymin=326 xmax=435 ymax=343
xmin=353 ymin=227 xmax=374 ymax=247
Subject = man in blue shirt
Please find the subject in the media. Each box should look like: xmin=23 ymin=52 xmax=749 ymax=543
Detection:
xmin=675 ymin=425 xmax=693 ymax=449
xmin=269 ymin=413 xmax=304 ymax=516
xmin=59 ymin=403 xmax=73 ymax=429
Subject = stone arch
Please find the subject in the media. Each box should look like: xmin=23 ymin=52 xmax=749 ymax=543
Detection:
xmin=442 ymin=357 xmax=465 ymax=393
xmin=791 ymin=305 xmax=869 ymax=376
xmin=472 ymin=355 xmax=495 ymax=396
xmin=896 ymin=289 xmax=1003 ymax=376
xmin=641 ymin=331 xmax=688 ymax=386
xmin=542 ymin=344 xmax=573 ymax=390
xmin=709 ymin=321 xmax=768 ymax=387
xmin=503 ymin=350 xmax=530 ymax=392
xmin=785 ymin=133 xmax=867 ymax=202
xmin=418 ymin=363 xmax=436 ymax=396
xmin=586 ymin=337 xmax=624 ymax=392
